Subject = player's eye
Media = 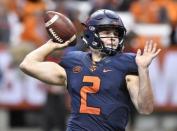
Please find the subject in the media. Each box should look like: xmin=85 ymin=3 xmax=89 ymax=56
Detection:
xmin=113 ymin=31 xmax=119 ymax=36
xmin=104 ymin=31 xmax=111 ymax=35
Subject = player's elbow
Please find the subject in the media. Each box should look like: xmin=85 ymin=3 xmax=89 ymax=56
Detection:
xmin=19 ymin=56 xmax=32 ymax=73
xmin=19 ymin=60 xmax=27 ymax=72
xmin=138 ymin=105 xmax=154 ymax=115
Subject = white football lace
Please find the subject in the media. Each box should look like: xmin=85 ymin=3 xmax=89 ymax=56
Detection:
xmin=45 ymin=15 xmax=59 ymax=27
xmin=49 ymin=28 xmax=64 ymax=43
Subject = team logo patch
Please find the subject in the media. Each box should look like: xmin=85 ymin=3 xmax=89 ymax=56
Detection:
xmin=89 ymin=65 xmax=97 ymax=72
xmin=73 ymin=66 xmax=82 ymax=73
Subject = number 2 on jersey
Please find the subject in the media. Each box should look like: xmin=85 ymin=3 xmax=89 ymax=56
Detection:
xmin=79 ymin=76 xmax=101 ymax=115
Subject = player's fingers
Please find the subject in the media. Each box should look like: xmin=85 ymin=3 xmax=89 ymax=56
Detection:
xmin=46 ymin=39 xmax=54 ymax=44
xmin=67 ymin=35 xmax=76 ymax=43
xmin=153 ymin=49 xmax=161 ymax=58
xmin=147 ymin=40 xmax=153 ymax=52
xmin=61 ymin=40 xmax=70 ymax=47
xmin=55 ymin=34 xmax=76 ymax=48
xmin=144 ymin=41 xmax=148 ymax=53
xmin=58 ymin=35 xmax=76 ymax=48
xmin=155 ymin=49 xmax=161 ymax=56
xmin=136 ymin=49 xmax=141 ymax=56
xmin=152 ymin=43 xmax=157 ymax=53
xmin=54 ymin=40 xmax=69 ymax=49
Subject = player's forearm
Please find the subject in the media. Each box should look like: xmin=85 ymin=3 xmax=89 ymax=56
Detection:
xmin=19 ymin=40 xmax=57 ymax=73
xmin=137 ymin=67 xmax=154 ymax=114
xmin=24 ymin=40 xmax=57 ymax=62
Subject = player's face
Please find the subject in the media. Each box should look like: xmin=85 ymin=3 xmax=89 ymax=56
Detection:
xmin=98 ymin=29 xmax=119 ymax=49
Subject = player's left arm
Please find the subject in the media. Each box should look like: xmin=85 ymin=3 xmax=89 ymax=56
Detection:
xmin=126 ymin=41 xmax=161 ymax=114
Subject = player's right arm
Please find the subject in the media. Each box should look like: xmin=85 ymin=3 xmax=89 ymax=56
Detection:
xmin=19 ymin=39 xmax=69 ymax=85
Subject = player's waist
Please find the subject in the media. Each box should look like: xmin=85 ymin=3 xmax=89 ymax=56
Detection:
xmin=68 ymin=113 xmax=126 ymax=131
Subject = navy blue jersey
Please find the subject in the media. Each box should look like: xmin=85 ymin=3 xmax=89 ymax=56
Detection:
xmin=60 ymin=51 xmax=138 ymax=131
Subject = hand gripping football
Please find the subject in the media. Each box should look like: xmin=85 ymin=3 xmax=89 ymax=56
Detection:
xmin=44 ymin=11 xmax=77 ymax=45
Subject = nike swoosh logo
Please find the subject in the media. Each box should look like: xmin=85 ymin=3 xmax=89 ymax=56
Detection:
xmin=103 ymin=69 xmax=112 ymax=73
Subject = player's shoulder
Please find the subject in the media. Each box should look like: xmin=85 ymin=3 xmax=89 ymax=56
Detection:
xmin=113 ymin=52 xmax=138 ymax=74
xmin=64 ymin=50 xmax=87 ymax=59
xmin=60 ymin=51 xmax=87 ymax=68
xmin=61 ymin=50 xmax=88 ymax=63
xmin=115 ymin=52 xmax=136 ymax=62
xmin=122 ymin=52 xmax=136 ymax=60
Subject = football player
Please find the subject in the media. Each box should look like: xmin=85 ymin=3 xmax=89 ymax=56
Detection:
xmin=20 ymin=9 xmax=161 ymax=131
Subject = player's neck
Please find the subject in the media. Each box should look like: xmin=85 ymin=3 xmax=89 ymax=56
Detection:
xmin=91 ymin=51 xmax=105 ymax=63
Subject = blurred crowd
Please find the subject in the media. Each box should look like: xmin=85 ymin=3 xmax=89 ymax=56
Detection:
xmin=0 ymin=0 xmax=177 ymax=131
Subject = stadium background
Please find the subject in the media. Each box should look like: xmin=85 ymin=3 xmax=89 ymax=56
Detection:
xmin=0 ymin=0 xmax=177 ymax=131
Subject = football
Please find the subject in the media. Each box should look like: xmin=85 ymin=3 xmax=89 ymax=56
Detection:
xmin=44 ymin=11 xmax=77 ymax=45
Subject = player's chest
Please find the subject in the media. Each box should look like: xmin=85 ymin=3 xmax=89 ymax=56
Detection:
xmin=68 ymin=62 xmax=126 ymax=91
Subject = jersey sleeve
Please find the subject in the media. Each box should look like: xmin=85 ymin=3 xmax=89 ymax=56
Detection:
xmin=63 ymin=46 xmax=78 ymax=54
xmin=59 ymin=51 xmax=75 ymax=69
xmin=58 ymin=44 xmax=81 ymax=69
xmin=63 ymin=41 xmax=88 ymax=55
xmin=59 ymin=51 xmax=83 ymax=69
xmin=126 ymin=53 xmax=138 ymax=75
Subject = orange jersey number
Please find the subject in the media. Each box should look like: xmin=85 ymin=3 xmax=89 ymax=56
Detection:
xmin=79 ymin=76 xmax=101 ymax=115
